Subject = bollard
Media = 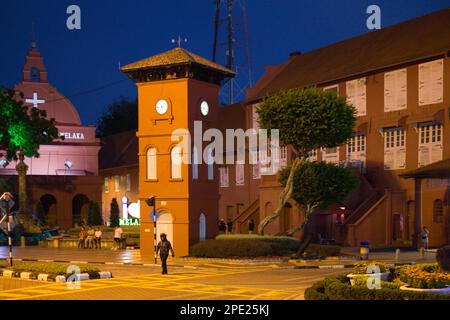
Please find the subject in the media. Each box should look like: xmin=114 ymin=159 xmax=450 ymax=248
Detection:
xmin=419 ymin=247 xmax=425 ymax=258
xmin=21 ymin=236 xmax=26 ymax=248
xmin=395 ymin=248 xmax=400 ymax=261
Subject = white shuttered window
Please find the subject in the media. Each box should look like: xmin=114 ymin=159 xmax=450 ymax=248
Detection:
xmin=419 ymin=59 xmax=444 ymax=106
xmin=384 ymin=69 xmax=407 ymax=112
xmin=346 ymin=78 xmax=366 ymax=116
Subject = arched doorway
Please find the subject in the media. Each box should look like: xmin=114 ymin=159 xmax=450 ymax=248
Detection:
xmin=281 ymin=203 xmax=293 ymax=233
xmin=199 ymin=213 xmax=206 ymax=241
xmin=157 ymin=212 xmax=173 ymax=244
xmin=40 ymin=194 xmax=57 ymax=227
xmin=72 ymin=194 xmax=89 ymax=227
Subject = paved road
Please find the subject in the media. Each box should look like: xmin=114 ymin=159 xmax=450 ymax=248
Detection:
xmin=0 ymin=265 xmax=344 ymax=300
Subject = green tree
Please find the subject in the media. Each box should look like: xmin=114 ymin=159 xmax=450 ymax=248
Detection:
xmin=279 ymin=161 xmax=358 ymax=255
xmin=96 ymin=97 xmax=138 ymax=137
xmin=35 ymin=201 xmax=46 ymax=225
xmin=88 ymin=201 xmax=103 ymax=226
xmin=0 ymin=86 xmax=60 ymax=215
xmin=257 ymin=87 xmax=356 ymax=235
xmin=109 ymin=198 xmax=120 ymax=227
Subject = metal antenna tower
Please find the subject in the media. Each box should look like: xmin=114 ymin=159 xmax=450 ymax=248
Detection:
xmin=213 ymin=0 xmax=253 ymax=105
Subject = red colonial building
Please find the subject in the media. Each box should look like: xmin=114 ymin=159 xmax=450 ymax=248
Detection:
xmin=0 ymin=40 xmax=101 ymax=229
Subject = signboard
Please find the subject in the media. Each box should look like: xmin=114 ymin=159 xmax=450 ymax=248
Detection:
xmin=119 ymin=218 xmax=140 ymax=226
xmin=60 ymin=132 xmax=85 ymax=140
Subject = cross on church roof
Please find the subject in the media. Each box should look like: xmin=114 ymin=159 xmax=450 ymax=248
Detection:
xmin=26 ymin=92 xmax=45 ymax=108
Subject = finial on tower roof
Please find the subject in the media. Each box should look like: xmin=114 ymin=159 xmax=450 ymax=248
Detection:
xmin=31 ymin=22 xmax=36 ymax=48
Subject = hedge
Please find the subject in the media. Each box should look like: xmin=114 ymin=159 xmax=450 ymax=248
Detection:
xmin=305 ymin=275 xmax=450 ymax=300
xmin=216 ymin=234 xmax=300 ymax=251
xmin=190 ymin=239 xmax=274 ymax=258
xmin=6 ymin=263 xmax=101 ymax=279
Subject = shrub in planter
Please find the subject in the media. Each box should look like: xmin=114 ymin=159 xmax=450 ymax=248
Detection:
xmin=9 ymin=263 xmax=100 ymax=277
xmin=436 ymin=246 xmax=450 ymax=272
xmin=190 ymin=239 xmax=273 ymax=258
xmin=353 ymin=261 xmax=387 ymax=274
xmin=305 ymin=275 xmax=450 ymax=300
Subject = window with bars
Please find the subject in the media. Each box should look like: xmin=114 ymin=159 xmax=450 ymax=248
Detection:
xmin=383 ymin=128 xmax=406 ymax=170
xmin=347 ymin=134 xmax=366 ymax=164
xmin=321 ymin=147 xmax=339 ymax=164
xmin=418 ymin=124 xmax=443 ymax=167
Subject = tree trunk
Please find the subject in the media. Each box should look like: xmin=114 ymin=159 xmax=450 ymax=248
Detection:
xmin=258 ymin=157 xmax=302 ymax=235
xmin=290 ymin=206 xmax=317 ymax=258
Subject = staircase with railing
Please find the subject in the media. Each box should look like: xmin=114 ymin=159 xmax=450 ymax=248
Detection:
xmin=232 ymin=198 xmax=260 ymax=234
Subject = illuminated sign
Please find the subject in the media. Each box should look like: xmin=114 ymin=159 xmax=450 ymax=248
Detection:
xmin=60 ymin=132 xmax=85 ymax=140
xmin=119 ymin=218 xmax=140 ymax=226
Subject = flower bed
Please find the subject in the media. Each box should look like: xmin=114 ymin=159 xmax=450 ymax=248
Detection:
xmin=397 ymin=264 xmax=450 ymax=290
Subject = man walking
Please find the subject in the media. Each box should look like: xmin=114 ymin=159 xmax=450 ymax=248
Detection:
xmin=156 ymin=233 xmax=175 ymax=275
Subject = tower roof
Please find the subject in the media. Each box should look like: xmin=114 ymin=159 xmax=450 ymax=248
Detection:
xmin=121 ymin=47 xmax=235 ymax=76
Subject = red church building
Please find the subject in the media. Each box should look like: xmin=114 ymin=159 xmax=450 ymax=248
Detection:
xmin=0 ymin=39 xmax=101 ymax=229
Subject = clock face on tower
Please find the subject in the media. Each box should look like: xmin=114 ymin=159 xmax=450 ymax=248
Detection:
xmin=200 ymin=100 xmax=209 ymax=116
xmin=156 ymin=99 xmax=169 ymax=115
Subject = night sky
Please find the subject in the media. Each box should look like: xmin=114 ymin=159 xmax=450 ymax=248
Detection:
xmin=1 ymin=0 xmax=449 ymax=126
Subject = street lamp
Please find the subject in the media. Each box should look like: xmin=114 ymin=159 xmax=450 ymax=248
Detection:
xmin=146 ymin=196 xmax=157 ymax=264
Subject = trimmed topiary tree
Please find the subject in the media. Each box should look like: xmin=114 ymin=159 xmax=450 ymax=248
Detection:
xmin=256 ymin=87 xmax=356 ymax=235
xmin=109 ymin=198 xmax=120 ymax=228
xmin=88 ymin=201 xmax=102 ymax=226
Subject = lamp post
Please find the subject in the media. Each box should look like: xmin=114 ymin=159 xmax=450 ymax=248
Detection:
xmin=146 ymin=196 xmax=157 ymax=264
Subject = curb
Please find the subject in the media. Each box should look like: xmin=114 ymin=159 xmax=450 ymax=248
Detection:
xmin=0 ymin=258 xmax=198 ymax=270
xmin=0 ymin=269 xmax=112 ymax=283
xmin=291 ymin=262 xmax=417 ymax=270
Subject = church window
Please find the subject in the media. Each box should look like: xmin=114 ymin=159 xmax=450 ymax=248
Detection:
xmin=207 ymin=149 xmax=214 ymax=181
xmin=114 ymin=176 xmax=120 ymax=192
xmin=104 ymin=178 xmax=109 ymax=193
xmin=433 ymin=199 xmax=443 ymax=223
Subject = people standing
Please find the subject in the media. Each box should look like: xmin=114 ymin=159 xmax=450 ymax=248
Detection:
xmin=218 ymin=219 xmax=226 ymax=234
xmin=421 ymin=226 xmax=430 ymax=250
xmin=112 ymin=225 xmax=123 ymax=250
xmin=156 ymin=233 xmax=175 ymax=275
xmin=248 ymin=219 xmax=255 ymax=234
xmin=78 ymin=227 xmax=86 ymax=249
xmin=85 ymin=227 xmax=95 ymax=249
xmin=94 ymin=227 xmax=102 ymax=249
xmin=227 ymin=218 xmax=233 ymax=234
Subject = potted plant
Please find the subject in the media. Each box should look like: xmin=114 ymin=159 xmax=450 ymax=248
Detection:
xmin=347 ymin=261 xmax=390 ymax=285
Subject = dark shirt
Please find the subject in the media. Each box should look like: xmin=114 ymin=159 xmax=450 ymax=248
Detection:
xmin=157 ymin=240 xmax=174 ymax=255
